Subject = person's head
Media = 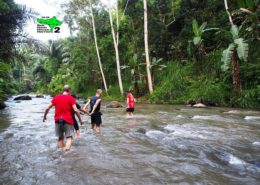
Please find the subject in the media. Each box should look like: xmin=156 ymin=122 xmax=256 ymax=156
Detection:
xmin=63 ymin=85 xmax=71 ymax=93
xmin=96 ymin=89 xmax=102 ymax=96
xmin=126 ymin=90 xmax=131 ymax=95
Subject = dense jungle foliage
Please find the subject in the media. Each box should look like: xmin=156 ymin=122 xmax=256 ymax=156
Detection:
xmin=0 ymin=0 xmax=259 ymax=108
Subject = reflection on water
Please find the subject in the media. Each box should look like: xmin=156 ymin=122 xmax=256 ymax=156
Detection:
xmin=0 ymin=96 xmax=260 ymax=185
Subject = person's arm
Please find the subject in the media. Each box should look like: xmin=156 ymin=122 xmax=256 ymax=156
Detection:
xmin=126 ymin=97 xmax=129 ymax=108
xmin=76 ymin=103 xmax=88 ymax=115
xmin=73 ymin=104 xmax=84 ymax=125
xmin=89 ymin=99 xmax=101 ymax=115
xmin=83 ymin=99 xmax=90 ymax=112
xmin=80 ymin=107 xmax=89 ymax=115
xmin=43 ymin=103 xmax=53 ymax=122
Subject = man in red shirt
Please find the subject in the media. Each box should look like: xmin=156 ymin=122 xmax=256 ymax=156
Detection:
xmin=126 ymin=90 xmax=135 ymax=116
xmin=43 ymin=85 xmax=84 ymax=151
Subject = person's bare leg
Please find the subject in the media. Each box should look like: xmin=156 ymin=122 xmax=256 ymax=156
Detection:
xmin=91 ymin=123 xmax=95 ymax=130
xmin=76 ymin=130 xmax=80 ymax=137
xmin=57 ymin=137 xmax=65 ymax=148
xmin=95 ymin=125 xmax=100 ymax=133
xmin=65 ymin=136 xmax=73 ymax=151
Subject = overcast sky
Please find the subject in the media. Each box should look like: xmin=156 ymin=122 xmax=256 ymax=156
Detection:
xmin=14 ymin=0 xmax=115 ymax=42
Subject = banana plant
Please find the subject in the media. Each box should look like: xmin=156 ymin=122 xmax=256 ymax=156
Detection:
xmin=190 ymin=19 xmax=219 ymax=59
xmin=192 ymin=19 xmax=219 ymax=46
xmin=150 ymin=58 xmax=167 ymax=71
xmin=221 ymin=24 xmax=248 ymax=94
xmin=121 ymin=54 xmax=144 ymax=95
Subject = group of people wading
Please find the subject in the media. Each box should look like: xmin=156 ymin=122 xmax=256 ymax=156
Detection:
xmin=43 ymin=85 xmax=135 ymax=151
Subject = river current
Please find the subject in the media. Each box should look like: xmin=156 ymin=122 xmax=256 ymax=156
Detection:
xmin=0 ymin=95 xmax=259 ymax=185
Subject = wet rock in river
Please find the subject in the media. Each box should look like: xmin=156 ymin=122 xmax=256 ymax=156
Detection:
xmin=136 ymin=128 xmax=146 ymax=134
xmin=35 ymin=94 xmax=44 ymax=98
xmin=186 ymin=100 xmax=216 ymax=107
xmin=202 ymin=101 xmax=217 ymax=107
xmin=13 ymin=95 xmax=32 ymax=101
xmin=185 ymin=100 xmax=196 ymax=106
xmin=106 ymin=101 xmax=123 ymax=108
xmin=192 ymin=103 xmax=207 ymax=108
xmin=0 ymin=102 xmax=6 ymax=109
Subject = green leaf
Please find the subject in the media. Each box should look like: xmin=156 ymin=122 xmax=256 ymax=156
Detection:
xmin=121 ymin=65 xmax=130 ymax=70
xmin=235 ymin=38 xmax=248 ymax=61
xmin=231 ymin=25 xmax=239 ymax=40
xmin=148 ymin=0 xmax=156 ymax=5
xmin=193 ymin=37 xmax=201 ymax=45
xmin=200 ymin=22 xmax=207 ymax=33
xmin=203 ymin=28 xmax=219 ymax=32
xmin=192 ymin=19 xmax=200 ymax=37
xmin=221 ymin=43 xmax=235 ymax=71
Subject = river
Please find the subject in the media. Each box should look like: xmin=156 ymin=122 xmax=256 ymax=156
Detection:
xmin=0 ymin=95 xmax=259 ymax=185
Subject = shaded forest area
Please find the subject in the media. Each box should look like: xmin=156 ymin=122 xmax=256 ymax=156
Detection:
xmin=0 ymin=0 xmax=259 ymax=108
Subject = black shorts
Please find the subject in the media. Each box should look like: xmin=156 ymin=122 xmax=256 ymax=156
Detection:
xmin=91 ymin=115 xmax=102 ymax=126
xmin=126 ymin=108 xmax=134 ymax=112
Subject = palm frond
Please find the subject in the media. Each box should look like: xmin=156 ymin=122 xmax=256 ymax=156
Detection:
xmin=221 ymin=43 xmax=235 ymax=71
xmin=235 ymin=38 xmax=248 ymax=61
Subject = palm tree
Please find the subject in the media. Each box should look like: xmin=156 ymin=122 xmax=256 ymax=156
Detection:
xmin=0 ymin=0 xmax=35 ymax=60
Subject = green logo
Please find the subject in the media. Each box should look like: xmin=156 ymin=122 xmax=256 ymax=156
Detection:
xmin=37 ymin=16 xmax=62 ymax=33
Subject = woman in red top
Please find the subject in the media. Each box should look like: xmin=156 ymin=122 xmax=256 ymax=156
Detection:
xmin=126 ymin=90 xmax=135 ymax=116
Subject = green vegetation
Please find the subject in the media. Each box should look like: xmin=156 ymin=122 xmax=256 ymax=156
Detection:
xmin=0 ymin=0 xmax=259 ymax=109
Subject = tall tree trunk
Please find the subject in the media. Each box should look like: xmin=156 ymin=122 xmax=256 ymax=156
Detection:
xmin=108 ymin=8 xmax=124 ymax=96
xmin=231 ymin=50 xmax=242 ymax=94
xmin=116 ymin=0 xmax=119 ymax=46
xmin=143 ymin=0 xmax=153 ymax=94
xmin=88 ymin=0 xmax=108 ymax=95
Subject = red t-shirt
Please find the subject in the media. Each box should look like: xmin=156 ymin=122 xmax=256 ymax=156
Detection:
xmin=51 ymin=94 xmax=76 ymax=125
xmin=127 ymin=93 xmax=135 ymax=108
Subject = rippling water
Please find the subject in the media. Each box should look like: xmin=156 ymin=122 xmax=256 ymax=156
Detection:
xmin=0 ymin=95 xmax=259 ymax=185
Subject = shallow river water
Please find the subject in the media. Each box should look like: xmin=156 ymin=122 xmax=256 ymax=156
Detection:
xmin=0 ymin=95 xmax=259 ymax=185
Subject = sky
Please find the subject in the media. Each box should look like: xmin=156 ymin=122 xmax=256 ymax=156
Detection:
xmin=14 ymin=0 xmax=115 ymax=42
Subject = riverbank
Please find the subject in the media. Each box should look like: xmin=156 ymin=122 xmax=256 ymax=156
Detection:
xmin=1 ymin=92 xmax=260 ymax=111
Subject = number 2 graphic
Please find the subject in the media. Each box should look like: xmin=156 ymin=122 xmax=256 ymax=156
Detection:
xmin=54 ymin=27 xmax=60 ymax=33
